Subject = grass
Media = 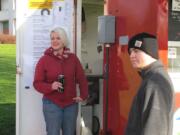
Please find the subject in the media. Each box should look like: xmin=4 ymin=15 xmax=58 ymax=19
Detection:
xmin=0 ymin=44 xmax=16 ymax=135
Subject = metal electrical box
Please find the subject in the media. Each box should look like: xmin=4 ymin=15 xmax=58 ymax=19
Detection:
xmin=98 ymin=15 xmax=115 ymax=44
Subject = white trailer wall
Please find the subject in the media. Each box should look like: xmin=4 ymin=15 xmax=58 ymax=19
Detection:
xmin=16 ymin=0 xmax=76 ymax=135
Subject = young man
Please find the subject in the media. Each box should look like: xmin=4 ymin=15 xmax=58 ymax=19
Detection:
xmin=125 ymin=32 xmax=174 ymax=135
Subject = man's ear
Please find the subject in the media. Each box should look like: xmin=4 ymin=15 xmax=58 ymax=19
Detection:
xmin=160 ymin=0 xmax=168 ymax=13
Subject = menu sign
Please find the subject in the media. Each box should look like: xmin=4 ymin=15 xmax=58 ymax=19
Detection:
xmin=169 ymin=0 xmax=180 ymax=41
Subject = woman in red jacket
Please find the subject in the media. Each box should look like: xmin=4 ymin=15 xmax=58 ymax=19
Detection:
xmin=33 ymin=27 xmax=88 ymax=135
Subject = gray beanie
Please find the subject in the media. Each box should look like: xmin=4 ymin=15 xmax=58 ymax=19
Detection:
xmin=128 ymin=32 xmax=159 ymax=59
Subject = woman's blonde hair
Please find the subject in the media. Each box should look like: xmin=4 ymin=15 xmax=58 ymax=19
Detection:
xmin=50 ymin=27 xmax=69 ymax=47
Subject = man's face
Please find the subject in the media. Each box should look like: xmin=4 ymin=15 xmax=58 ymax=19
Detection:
xmin=129 ymin=48 xmax=149 ymax=69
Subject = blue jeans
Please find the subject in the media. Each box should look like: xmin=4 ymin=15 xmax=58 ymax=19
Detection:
xmin=42 ymin=98 xmax=78 ymax=135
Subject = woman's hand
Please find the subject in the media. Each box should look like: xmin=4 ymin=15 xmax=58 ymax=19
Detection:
xmin=51 ymin=81 xmax=62 ymax=90
xmin=73 ymin=97 xmax=83 ymax=102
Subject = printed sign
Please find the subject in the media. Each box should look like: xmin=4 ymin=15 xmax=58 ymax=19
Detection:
xmin=22 ymin=0 xmax=74 ymax=88
xmin=168 ymin=47 xmax=177 ymax=59
xmin=29 ymin=0 xmax=53 ymax=9
xmin=169 ymin=0 xmax=180 ymax=41
xmin=172 ymin=0 xmax=180 ymax=11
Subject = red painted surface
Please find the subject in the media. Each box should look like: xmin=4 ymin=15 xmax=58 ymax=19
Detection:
xmin=102 ymin=0 xmax=169 ymax=134
xmin=175 ymin=93 xmax=180 ymax=110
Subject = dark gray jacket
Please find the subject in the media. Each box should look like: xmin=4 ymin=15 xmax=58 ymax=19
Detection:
xmin=125 ymin=60 xmax=174 ymax=135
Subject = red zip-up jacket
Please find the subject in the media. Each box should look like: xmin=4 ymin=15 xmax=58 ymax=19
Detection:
xmin=33 ymin=47 xmax=88 ymax=108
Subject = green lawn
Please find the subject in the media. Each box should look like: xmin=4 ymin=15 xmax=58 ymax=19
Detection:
xmin=0 ymin=44 xmax=16 ymax=135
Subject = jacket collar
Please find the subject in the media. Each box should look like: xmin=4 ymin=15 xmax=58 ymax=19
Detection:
xmin=139 ymin=60 xmax=163 ymax=78
xmin=44 ymin=47 xmax=70 ymax=60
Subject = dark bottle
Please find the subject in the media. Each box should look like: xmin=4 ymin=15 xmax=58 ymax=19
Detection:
xmin=85 ymin=63 xmax=89 ymax=69
xmin=58 ymin=75 xmax=65 ymax=93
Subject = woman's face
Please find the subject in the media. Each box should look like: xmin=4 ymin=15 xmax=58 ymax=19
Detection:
xmin=50 ymin=32 xmax=64 ymax=51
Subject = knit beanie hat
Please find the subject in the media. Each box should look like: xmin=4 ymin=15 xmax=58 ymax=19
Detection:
xmin=128 ymin=32 xmax=159 ymax=59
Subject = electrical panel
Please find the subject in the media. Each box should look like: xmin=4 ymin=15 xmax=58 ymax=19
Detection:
xmin=98 ymin=15 xmax=115 ymax=44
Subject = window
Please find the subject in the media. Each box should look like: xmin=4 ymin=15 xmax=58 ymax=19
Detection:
xmin=3 ymin=21 xmax=9 ymax=34
xmin=168 ymin=42 xmax=180 ymax=72
xmin=1 ymin=0 xmax=8 ymax=11
xmin=168 ymin=0 xmax=180 ymax=72
xmin=0 ymin=0 xmax=1 ymax=11
xmin=13 ymin=0 xmax=16 ymax=10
